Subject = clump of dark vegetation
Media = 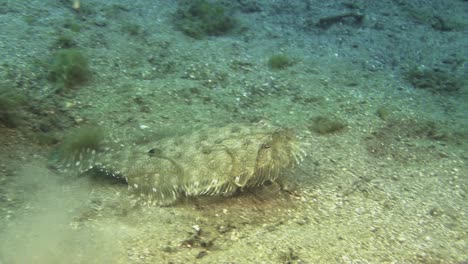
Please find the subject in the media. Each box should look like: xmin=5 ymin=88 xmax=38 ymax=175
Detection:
xmin=121 ymin=22 xmax=142 ymax=36
xmin=375 ymin=105 xmax=392 ymax=121
xmin=401 ymin=5 xmax=466 ymax=32
xmin=237 ymin=0 xmax=261 ymax=13
xmin=405 ymin=67 xmax=465 ymax=93
xmin=309 ymin=116 xmax=346 ymax=135
xmin=268 ymin=54 xmax=293 ymax=70
xmin=173 ymin=0 xmax=237 ymax=38
xmin=429 ymin=16 xmax=464 ymax=32
xmin=63 ymin=19 xmax=82 ymax=32
xmin=54 ymin=33 xmax=77 ymax=49
xmin=57 ymin=125 xmax=105 ymax=161
xmin=315 ymin=12 xmax=364 ymax=29
xmin=48 ymin=49 xmax=91 ymax=90
xmin=364 ymin=119 xmax=460 ymax=161
xmin=0 ymin=84 xmax=27 ymax=128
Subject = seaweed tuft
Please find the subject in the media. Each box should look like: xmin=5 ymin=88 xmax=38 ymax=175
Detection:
xmin=173 ymin=0 xmax=237 ymax=38
xmin=49 ymin=49 xmax=91 ymax=90
xmin=268 ymin=54 xmax=293 ymax=70
xmin=0 ymin=84 xmax=27 ymax=128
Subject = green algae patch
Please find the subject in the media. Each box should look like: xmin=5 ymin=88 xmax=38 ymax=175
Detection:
xmin=405 ymin=67 xmax=464 ymax=94
xmin=49 ymin=49 xmax=91 ymax=91
xmin=0 ymin=84 xmax=27 ymax=128
xmin=0 ymin=94 xmax=24 ymax=128
xmin=173 ymin=0 xmax=237 ymax=38
xmin=268 ymin=54 xmax=293 ymax=70
xmin=309 ymin=116 xmax=346 ymax=135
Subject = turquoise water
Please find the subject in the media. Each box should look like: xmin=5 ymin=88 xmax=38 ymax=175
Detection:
xmin=0 ymin=0 xmax=466 ymax=263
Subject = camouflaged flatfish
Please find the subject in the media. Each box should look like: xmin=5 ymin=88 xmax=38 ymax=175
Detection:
xmin=57 ymin=123 xmax=306 ymax=205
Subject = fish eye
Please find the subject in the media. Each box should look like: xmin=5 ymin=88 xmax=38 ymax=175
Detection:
xmin=148 ymin=148 xmax=162 ymax=156
xmin=261 ymin=143 xmax=271 ymax=149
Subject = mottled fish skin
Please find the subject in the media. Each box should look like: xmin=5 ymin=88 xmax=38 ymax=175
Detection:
xmin=58 ymin=123 xmax=306 ymax=205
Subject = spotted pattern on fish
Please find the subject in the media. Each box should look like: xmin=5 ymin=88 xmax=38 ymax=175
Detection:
xmin=57 ymin=123 xmax=307 ymax=205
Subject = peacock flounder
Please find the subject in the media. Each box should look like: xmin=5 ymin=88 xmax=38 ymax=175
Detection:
xmin=57 ymin=123 xmax=307 ymax=205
